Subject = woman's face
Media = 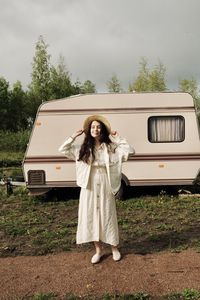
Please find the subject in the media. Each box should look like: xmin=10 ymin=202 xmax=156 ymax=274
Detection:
xmin=90 ymin=120 xmax=102 ymax=139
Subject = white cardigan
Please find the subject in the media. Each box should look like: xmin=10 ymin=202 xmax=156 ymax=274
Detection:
xmin=58 ymin=134 xmax=134 ymax=194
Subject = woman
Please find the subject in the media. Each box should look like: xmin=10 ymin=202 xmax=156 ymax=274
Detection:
xmin=59 ymin=115 xmax=134 ymax=264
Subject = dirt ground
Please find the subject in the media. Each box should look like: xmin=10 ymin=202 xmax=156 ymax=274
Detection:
xmin=0 ymin=249 xmax=200 ymax=299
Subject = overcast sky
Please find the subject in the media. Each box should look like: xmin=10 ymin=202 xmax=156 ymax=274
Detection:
xmin=0 ymin=0 xmax=200 ymax=92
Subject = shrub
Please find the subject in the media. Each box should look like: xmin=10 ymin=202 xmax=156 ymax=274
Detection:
xmin=0 ymin=130 xmax=30 ymax=152
xmin=0 ymin=152 xmax=24 ymax=168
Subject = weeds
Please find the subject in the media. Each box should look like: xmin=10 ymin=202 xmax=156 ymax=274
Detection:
xmin=27 ymin=292 xmax=57 ymax=300
xmin=165 ymin=288 xmax=200 ymax=299
xmin=20 ymin=289 xmax=200 ymax=299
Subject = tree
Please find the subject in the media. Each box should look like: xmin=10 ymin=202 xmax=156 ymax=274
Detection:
xmin=179 ymin=78 xmax=200 ymax=112
xmin=27 ymin=35 xmax=51 ymax=120
xmin=29 ymin=36 xmax=51 ymax=101
xmin=49 ymin=55 xmax=73 ymax=99
xmin=0 ymin=77 xmax=9 ymax=130
xmin=69 ymin=79 xmax=81 ymax=95
xmin=80 ymin=80 xmax=96 ymax=94
xmin=8 ymin=81 xmax=28 ymax=131
xmin=148 ymin=61 xmax=166 ymax=91
xmin=106 ymin=74 xmax=122 ymax=93
xmin=179 ymin=78 xmax=198 ymax=99
xmin=129 ymin=58 xmax=149 ymax=92
xmin=129 ymin=58 xmax=166 ymax=92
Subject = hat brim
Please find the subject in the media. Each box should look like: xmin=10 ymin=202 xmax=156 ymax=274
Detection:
xmin=83 ymin=115 xmax=111 ymax=134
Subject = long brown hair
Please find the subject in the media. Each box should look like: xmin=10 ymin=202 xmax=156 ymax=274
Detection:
xmin=78 ymin=120 xmax=112 ymax=164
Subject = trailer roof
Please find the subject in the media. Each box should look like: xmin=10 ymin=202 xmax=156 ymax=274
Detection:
xmin=40 ymin=92 xmax=194 ymax=111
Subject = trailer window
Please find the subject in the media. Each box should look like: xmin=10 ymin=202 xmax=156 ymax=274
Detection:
xmin=148 ymin=116 xmax=185 ymax=143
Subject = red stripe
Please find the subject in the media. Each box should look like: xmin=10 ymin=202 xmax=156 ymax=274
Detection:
xmin=24 ymin=153 xmax=200 ymax=163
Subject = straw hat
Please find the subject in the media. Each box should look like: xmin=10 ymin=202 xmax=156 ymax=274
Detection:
xmin=83 ymin=115 xmax=111 ymax=133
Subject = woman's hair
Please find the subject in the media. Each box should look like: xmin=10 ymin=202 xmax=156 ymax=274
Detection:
xmin=78 ymin=120 xmax=112 ymax=164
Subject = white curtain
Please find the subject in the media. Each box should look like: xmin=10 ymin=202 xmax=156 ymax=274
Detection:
xmin=149 ymin=116 xmax=184 ymax=142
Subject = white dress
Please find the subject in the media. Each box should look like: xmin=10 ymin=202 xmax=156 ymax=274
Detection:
xmin=76 ymin=143 xmax=119 ymax=246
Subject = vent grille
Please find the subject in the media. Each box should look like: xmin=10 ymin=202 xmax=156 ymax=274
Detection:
xmin=28 ymin=170 xmax=46 ymax=185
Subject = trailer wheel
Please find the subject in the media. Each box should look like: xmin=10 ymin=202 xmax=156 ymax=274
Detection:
xmin=115 ymin=180 xmax=127 ymax=201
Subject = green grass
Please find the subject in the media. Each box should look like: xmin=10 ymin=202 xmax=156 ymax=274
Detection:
xmin=117 ymin=191 xmax=200 ymax=254
xmin=163 ymin=288 xmax=200 ymax=300
xmin=25 ymin=292 xmax=58 ymax=300
xmin=0 ymin=186 xmax=200 ymax=257
xmin=18 ymin=289 xmax=200 ymax=299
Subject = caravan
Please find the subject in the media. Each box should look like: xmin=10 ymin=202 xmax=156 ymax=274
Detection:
xmin=23 ymin=92 xmax=200 ymax=195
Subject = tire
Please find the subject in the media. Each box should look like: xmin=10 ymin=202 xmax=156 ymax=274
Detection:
xmin=115 ymin=180 xmax=127 ymax=200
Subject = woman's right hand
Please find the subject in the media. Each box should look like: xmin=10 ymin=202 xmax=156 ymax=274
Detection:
xmin=71 ymin=129 xmax=84 ymax=139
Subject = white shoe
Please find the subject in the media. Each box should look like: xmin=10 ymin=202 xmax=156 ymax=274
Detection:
xmin=91 ymin=253 xmax=102 ymax=264
xmin=112 ymin=249 xmax=121 ymax=261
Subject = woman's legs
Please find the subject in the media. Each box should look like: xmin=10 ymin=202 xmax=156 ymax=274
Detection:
xmin=91 ymin=241 xmax=102 ymax=264
xmin=111 ymin=245 xmax=121 ymax=261
xmin=94 ymin=241 xmax=102 ymax=254
xmin=91 ymin=242 xmax=121 ymax=263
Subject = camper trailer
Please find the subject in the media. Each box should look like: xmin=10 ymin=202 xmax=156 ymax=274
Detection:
xmin=23 ymin=92 xmax=200 ymax=196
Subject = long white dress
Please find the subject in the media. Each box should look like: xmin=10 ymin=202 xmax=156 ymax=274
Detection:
xmin=76 ymin=143 xmax=119 ymax=246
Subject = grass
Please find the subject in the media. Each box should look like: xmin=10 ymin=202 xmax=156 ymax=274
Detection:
xmin=26 ymin=292 xmax=58 ymax=300
xmin=0 ymin=186 xmax=200 ymax=257
xmin=0 ymin=189 xmax=200 ymax=299
xmin=17 ymin=289 xmax=200 ymax=299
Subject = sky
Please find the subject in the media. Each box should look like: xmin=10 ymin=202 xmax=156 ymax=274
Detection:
xmin=0 ymin=0 xmax=200 ymax=92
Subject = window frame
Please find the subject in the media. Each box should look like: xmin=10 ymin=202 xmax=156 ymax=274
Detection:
xmin=147 ymin=115 xmax=185 ymax=143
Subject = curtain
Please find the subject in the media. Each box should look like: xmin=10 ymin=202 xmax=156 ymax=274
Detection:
xmin=149 ymin=116 xmax=184 ymax=142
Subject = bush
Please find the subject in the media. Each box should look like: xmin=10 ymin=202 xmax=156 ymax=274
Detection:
xmin=0 ymin=152 xmax=24 ymax=168
xmin=0 ymin=130 xmax=30 ymax=152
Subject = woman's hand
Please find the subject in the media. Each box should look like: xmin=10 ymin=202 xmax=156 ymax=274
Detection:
xmin=71 ymin=129 xmax=84 ymax=139
xmin=111 ymin=130 xmax=118 ymax=136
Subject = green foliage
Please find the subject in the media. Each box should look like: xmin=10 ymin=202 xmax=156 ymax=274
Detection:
xmin=182 ymin=288 xmax=200 ymax=300
xmin=167 ymin=289 xmax=200 ymax=300
xmin=179 ymin=78 xmax=198 ymax=99
xmin=0 ymin=167 xmax=23 ymax=183
xmin=0 ymin=130 xmax=30 ymax=152
xmin=129 ymin=59 xmax=149 ymax=92
xmin=30 ymin=294 xmax=150 ymax=300
xmin=27 ymin=36 xmax=96 ymax=122
xmin=178 ymin=78 xmax=200 ymax=124
xmin=106 ymin=74 xmax=122 ymax=93
xmin=28 ymin=292 xmax=57 ymax=300
xmin=72 ymin=79 xmax=82 ymax=94
xmin=28 ymin=36 xmax=51 ymax=120
xmin=100 ymin=294 xmax=150 ymax=300
xmin=49 ymin=54 xmax=74 ymax=99
xmin=179 ymin=78 xmax=200 ymax=114
xmin=0 ymin=77 xmax=10 ymax=130
xmin=129 ymin=58 xmax=166 ymax=92
xmin=0 ymin=153 xmax=23 ymax=168
xmin=30 ymin=35 xmax=51 ymax=102
xmin=8 ymin=81 xmax=29 ymax=131
xmin=0 ymin=129 xmax=28 ymax=168
xmin=0 ymin=78 xmax=30 ymax=131
xmin=81 ymin=80 xmax=96 ymax=94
